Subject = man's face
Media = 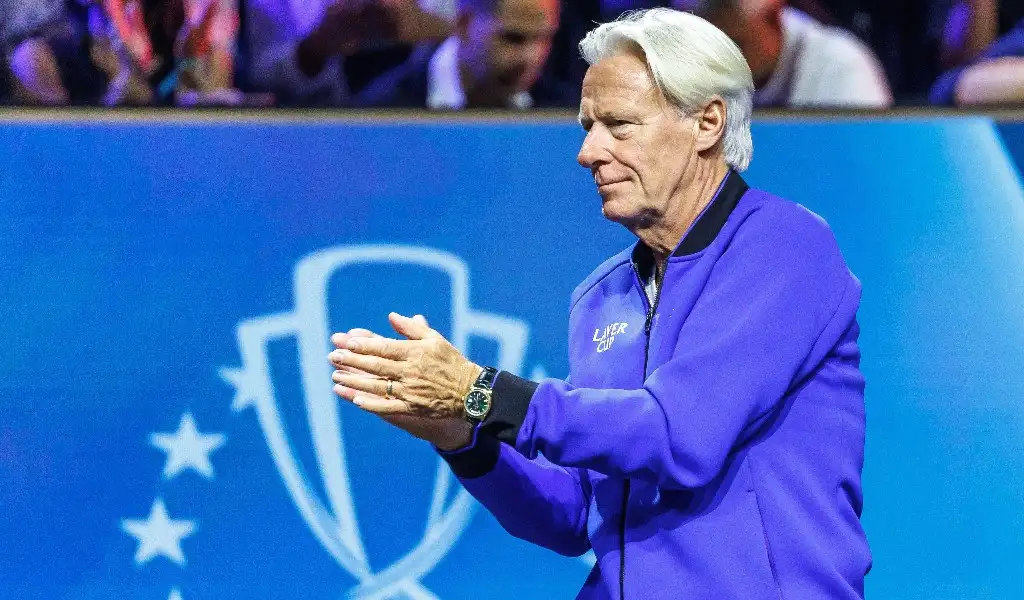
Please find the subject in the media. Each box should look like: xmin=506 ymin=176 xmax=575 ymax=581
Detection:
xmin=459 ymin=0 xmax=559 ymax=99
xmin=673 ymin=0 xmax=782 ymax=87
xmin=577 ymin=51 xmax=700 ymax=228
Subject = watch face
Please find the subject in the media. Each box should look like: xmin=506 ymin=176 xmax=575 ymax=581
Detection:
xmin=465 ymin=390 xmax=491 ymax=419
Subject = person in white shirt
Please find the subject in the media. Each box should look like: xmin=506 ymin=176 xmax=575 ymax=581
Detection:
xmin=674 ymin=0 xmax=892 ymax=108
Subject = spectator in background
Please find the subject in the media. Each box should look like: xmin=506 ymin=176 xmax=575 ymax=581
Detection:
xmin=244 ymin=0 xmax=452 ymax=106
xmin=355 ymin=0 xmax=571 ymax=109
xmin=98 ymin=0 xmax=245 ymax=106
xmin=2 ymin=0 xmax=245 ymax=106
xmin=674 ymin=0 xmax=892 ymax=108
xmin=82 ymin=0 xmax=156 ymax=105
xmin=2 ymin=0 xmax=93 ymax=104
xmin=937 ymin=0 xmax=1024 ymax=70
xmin=91 ymin=0 xmax=252 ymax=105
xmin=930 ymin=17 xmax=1023 ymax=106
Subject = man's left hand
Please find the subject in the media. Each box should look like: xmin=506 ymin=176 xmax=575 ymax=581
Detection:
xmin=329 ymin=313 xmax=483 ymax=420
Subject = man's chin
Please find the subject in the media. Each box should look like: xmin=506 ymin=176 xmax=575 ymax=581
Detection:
xmin=600 ymin=196 xmax=640 ymax=226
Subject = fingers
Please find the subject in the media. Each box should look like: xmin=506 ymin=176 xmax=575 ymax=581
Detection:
xmin=332 ymin=383 xmax=364 ymax=403
xmin=333 ymin=373 xmax=391 ymax=398
xmin=332 ymin=382 xmax=393 ymax=407
xmin=336 ymin=364 xmax=378 ymax=377
xmin=330 ymin=332 xmax=348 ymax=348
xmin=331 ymin=316 xmax=429 ymax=348
xmin=329 ymin=350 xmax=402 ymax=379
xmin=330 ymin=327 xmax=382 ymax=349
xmin=342 ymin=335 xmax=410 ymax=360
xmin=389 ymin=312 xmax=440 ymax=340
xmin=332 ymin=382 xmax=408 ymax=415
xmin=351 ymin=394 xmax=410 ymax=415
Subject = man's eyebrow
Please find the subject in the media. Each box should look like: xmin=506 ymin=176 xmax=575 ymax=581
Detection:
xmin=580 ymin=106 xmax=635 ymax=125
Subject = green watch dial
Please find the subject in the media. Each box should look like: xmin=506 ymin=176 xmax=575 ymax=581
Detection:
xmin=465 ymin=390 xmax=492 ymax=419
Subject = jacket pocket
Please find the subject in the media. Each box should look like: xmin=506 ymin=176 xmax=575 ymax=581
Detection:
xmin=747 ymin=472 xmax=784 ymax=599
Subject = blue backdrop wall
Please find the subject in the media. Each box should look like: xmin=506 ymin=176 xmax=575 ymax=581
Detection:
xmin=2 ymin=115 xmax=1023 ymax=600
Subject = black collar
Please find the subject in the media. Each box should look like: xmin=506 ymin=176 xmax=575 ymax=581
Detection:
xmin=632 ymin=170 xmax=749 ymax=274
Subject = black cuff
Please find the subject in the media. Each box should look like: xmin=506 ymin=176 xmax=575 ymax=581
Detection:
xmin=480 ymin=371 xmax=539 ymax=446
xmin=438 ymin=428 xmax=500 ymax=479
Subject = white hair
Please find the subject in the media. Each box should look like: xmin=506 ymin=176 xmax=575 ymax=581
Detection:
xmin=579 ymin=8 xmax=754 ymax=172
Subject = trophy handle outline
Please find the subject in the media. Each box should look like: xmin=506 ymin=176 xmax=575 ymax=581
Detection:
xmin=227 ymin=244 xmax=532 ymax=598
xmin=226 ymin=313 xmax=372 ymax=578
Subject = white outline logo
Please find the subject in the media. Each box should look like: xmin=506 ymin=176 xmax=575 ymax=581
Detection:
xmin=219 ymin=245 xmax=531 ymax=599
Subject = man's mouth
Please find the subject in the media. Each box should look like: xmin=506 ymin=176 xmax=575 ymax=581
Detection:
xmin=597 ymin=178 xmax=628 ymax=189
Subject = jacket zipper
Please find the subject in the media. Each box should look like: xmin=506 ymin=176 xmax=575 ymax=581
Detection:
xmin=622 ymin=260 xmax=664 ymax=600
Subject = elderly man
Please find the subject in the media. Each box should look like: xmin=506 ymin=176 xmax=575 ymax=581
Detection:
xmin=329 ymin=7 xmax=870 ymax=599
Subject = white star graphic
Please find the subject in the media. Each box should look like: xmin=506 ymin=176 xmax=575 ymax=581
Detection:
xmin=150 ymin=413 xmax=226 ymax=480
xmin=219 ymin=364 xmax=263 ymax=411
xmin=121 ymin=498 xmax=196 ymax=566
xmin=168 ymin=588 xmax=183 ymax=600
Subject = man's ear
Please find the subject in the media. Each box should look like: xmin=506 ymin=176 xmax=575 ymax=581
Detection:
xmin=694 ymin=96 xmax=727 ymax=153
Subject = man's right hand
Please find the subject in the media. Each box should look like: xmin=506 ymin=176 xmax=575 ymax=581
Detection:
xmin=330 ymin=321 xmax=473 ymax=451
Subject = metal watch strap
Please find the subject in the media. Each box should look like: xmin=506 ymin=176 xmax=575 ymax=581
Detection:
xmin=475 ymin=366 xmax=498 ymax=391
xmin=463 ymin=367 xmax=498 ymax=424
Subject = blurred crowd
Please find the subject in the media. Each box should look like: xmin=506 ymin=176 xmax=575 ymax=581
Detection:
xmin=0 ymin=0 xmax=1020 ymax=109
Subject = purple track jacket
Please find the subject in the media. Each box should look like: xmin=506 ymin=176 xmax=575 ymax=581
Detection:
xmin=442 ymin=171 xmax=871 ymax=599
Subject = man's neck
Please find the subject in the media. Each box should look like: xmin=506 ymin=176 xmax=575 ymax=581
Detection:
xmin=636 ymin=161 xmax=731 ymax=272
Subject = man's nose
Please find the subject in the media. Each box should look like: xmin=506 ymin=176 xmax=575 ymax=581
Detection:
xmin=577 ymin=129 xmax=609 ymax=169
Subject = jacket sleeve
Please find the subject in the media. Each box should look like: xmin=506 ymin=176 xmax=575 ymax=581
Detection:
xmin=481 ymin=206 xmax=861 ymax=490
xmin=438 ymin=426 xmax=591 ymax=557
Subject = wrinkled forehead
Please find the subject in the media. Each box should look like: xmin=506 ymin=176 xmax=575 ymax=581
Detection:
xmin=578 ymin=52 xmax=668 ymax=119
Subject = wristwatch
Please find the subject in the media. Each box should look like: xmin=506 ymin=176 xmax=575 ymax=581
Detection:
xmin=463 ymin=366 xmax=498 ymax=423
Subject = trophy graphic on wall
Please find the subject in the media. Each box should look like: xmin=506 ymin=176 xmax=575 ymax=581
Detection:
xmin=221 ymin=245 xmax=530 ymax=599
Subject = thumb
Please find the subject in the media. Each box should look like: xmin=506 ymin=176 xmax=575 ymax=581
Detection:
xmin=389 ymin=312 xmax=438 ymax=340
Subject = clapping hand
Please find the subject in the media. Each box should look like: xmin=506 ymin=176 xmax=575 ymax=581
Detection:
xmin=329 ymin=315 xmax=475 ymax=451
